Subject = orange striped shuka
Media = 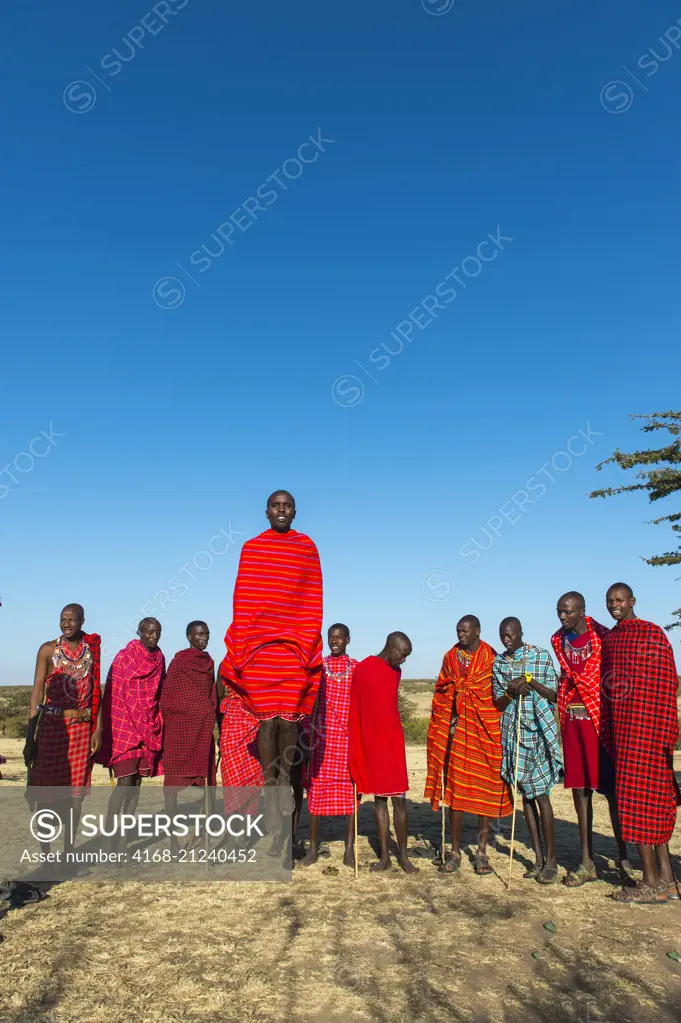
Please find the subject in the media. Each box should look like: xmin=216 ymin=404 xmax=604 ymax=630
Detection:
xmin=424 ymin=640 xmax=512 ymax=818
xmin=220 ymin=528 xmax=323 ymax=720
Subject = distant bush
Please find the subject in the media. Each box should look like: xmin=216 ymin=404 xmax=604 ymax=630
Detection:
xmin=398 ymin=689 xmax=429 ymax=745
xmin=2 ymin=715 xmax=28 ymax=739
xmin=403 ymin=717 xmax=430 ymax=745
xmin=0 ymin=687 xmax=31 ymax=739
xmin=398 ymin=692 xmax=417 ymax=723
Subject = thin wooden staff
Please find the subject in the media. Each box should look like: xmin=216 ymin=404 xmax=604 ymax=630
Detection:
xmin=507 ymin=692 xmax=523 ymax=891
xmin=440 ymin=769 xmax=446 ymax=865
xmin=353 ymin=783 xmax=359 ymax=879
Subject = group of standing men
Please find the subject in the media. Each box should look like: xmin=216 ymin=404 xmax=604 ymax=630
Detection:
xmin=424 ymin=590 xmax=680 ymax=902
xmin=24 ymin=491 xmax=681 ymax=901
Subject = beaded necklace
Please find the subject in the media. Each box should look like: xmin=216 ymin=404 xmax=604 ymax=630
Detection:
xmin=53 ymin=636 xmax=92 ymax=681
xmin=323 ymin=656 xmax=353 ymax=683
xmin=563 ymin=632 xmax=592 ymax=664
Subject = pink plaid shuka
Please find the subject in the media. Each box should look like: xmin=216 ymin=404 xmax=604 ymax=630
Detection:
xmin=98 ymin=640 xmax=165 ymax=776
xmin=306 ymin=654 xmax=358 ymax=816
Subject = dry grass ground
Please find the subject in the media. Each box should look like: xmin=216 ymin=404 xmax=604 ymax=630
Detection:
xmin=2 ymin=737 xmax=681 ymax=1023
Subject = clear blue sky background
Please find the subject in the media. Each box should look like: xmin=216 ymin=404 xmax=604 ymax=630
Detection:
xmin=1 ymin=0 xmax=680 ymax=682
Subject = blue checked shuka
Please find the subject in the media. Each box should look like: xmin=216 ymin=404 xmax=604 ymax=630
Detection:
xmin=492 ymin=644 xmax=563 ymax=798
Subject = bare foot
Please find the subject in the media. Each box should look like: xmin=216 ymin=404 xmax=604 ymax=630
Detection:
xmin=298 ymin=846 xmax=319 ymax=867
xmin=399 ymin=856 xmax=418 ymax=875
xmin=370 ymin=857 xmax=391 ymax=872
xmin=343 ymin=847 xmax=355 ymax=868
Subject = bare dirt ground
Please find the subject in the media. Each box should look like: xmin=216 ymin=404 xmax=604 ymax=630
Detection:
xmin=1 ymin=737 xmax=681 ymax=1023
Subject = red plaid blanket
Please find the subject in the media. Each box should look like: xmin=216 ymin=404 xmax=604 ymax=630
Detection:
xmin=307 ymin=654 xmax=357 ymax=816
xmin=98 ymin=640 xmax=165 ymax=776
xmin=161 ymin=648 xmax=217 ymax=785
xmin=601 ymin=618 xmax=680 ymax=845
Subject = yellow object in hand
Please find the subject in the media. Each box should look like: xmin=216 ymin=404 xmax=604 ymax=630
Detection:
xmin=525 ymin=673 xmax=532 ymax=683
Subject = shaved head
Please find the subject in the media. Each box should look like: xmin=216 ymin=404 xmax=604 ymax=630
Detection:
xmin=267 ymin=490 xmax=295 ymax=507
xmin=386 ymin=630 xmax=411 ymax=648
xmin=607 ymin=582 xmax=633 ymax=599
xmin=381 ymin=631 xmax=413 ymax=669
xmin=558 ymin=591 xmax=585 ymax=609
xmin=458 ymin=614 xmax=481 ymax=630
xmin=557 ymin=591 xmax=588 ymax=633
xmin=500 ymin=616 xmax=521 ymax=630
xmin=61 ymin=603 xmax=84 ymax=620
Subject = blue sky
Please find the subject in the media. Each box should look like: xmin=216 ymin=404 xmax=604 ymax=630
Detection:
xmin=1 ymin=0 xmax=680 ymax=682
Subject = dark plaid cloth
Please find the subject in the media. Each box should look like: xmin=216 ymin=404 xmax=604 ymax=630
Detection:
xmin=601 ymin=618 xmax=680 ymax=845
xmin=160 ymin=648 xmax=217 ymax=785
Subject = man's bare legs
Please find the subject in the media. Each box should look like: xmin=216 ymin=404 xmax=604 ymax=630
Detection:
xmin=639 ymin=844 xmax=675 ymax=888
xmin=564 ymin=788 xmax=597 ymax=885
xmin=291 ymin=759 xmax=305 ymax=856
xmin=439 ymin=810 xmax=492 ymax=874
xmin=566 ymin=788 xmax=633 ymax=886
xmin=259 ymin=717 xmax=298 ymax=825
xmin=521 ymin=797 xmax=541 ymax=877
xmin=38 ymin=798 xmax=83 ymax=866
xmin=605 ymin=793 xmax=634 ymax=880
xmin=299 ymin=813 xmax=355 ymax=868
xmin=105 ymin=774 xmax=143 ymax=855
xmin=441 ymin=809 xmax=463 ymax=871
xmin=521 ymin=794 xmax=557 ymax=881
xmin=370 ymin=796 xmax=417 ymax=874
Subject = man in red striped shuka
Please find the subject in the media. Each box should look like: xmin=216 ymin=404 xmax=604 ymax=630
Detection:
xmin=24 ymin=603 xmax=102 ymax=854
xmin=220 ymin=491 xmax=323 ymax=823
xmin=601 ymin=583 xmax=681 ymax=904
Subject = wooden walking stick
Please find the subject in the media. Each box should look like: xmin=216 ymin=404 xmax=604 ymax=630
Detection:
xmin=507 ymin=692 xmax=524 ymax=891
xmin=353 ymin=783 xmax=359 ymax=879
xmin=440 ymin=770 xmax=446 ymax=866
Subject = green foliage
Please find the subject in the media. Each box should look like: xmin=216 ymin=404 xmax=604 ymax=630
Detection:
xmin=590 ymin=411 xmax=681 ymax=630
xmin=0 ymin=686 xmax=31 ymax=738
xmin=398 ymin=689 xmax=429 ymax=745
xmin=403 ymin=717 xmax=430 ymax=745
xmin=398 ymin=691 xmax=418 ymax=722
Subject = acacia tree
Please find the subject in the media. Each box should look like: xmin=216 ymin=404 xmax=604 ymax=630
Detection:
xmin=590 ymin=410 xmax=681 ymax=630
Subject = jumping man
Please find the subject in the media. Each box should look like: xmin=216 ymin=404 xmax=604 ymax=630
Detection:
xmin=220 ymin=491 xmax=323 ymax=825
